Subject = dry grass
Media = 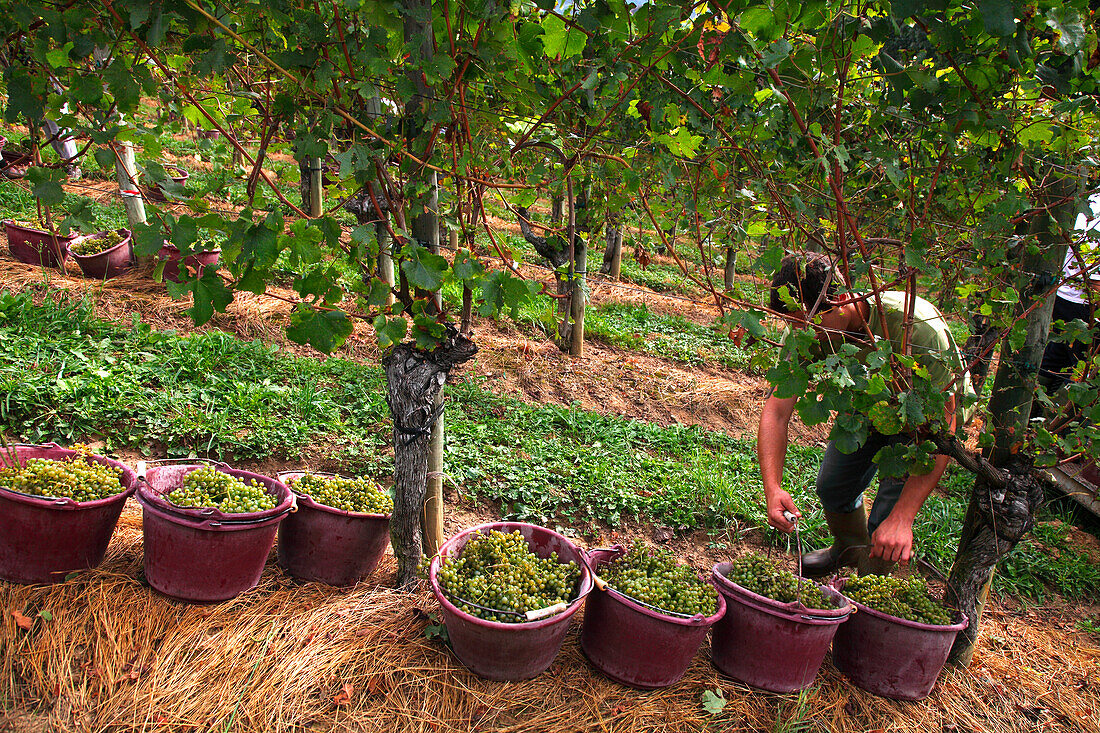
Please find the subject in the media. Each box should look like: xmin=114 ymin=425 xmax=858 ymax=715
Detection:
xmin=2 ymin=505 xmax=1098 ymax=733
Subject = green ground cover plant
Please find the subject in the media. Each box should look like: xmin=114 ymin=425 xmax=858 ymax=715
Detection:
xmin=0 ymin=289 xmax=1095 ymax=600
xmin=584 ymin=301 xmax=776 ymax=374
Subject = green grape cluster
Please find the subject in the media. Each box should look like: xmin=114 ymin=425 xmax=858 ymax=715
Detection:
xmin=0 ymin=457 xmax=124 ymax=502
xmin=291 ymin=473 xmax=392 ymax=514
xmin=436 ymin=529 xmax=580 ymax=623
xmin=844 ymin=574 xmax=954 ymax=625
xmin=70 ymin=230 xmax=124 ymax=256
xmin=601 ymin=541 xmax=718 ymax=617
xmin=724 ymin=554 xmax=835 ymax=610
xmin=164 ymin=465 xmax=276 ymax=514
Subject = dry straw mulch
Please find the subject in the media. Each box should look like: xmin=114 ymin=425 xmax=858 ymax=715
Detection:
xmin=1 ymin=505 xmax=1098 ymax=733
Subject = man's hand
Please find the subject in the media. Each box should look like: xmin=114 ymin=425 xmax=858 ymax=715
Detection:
xmin=870 ymin=513 xmax=914 ymax=564
xmin=766 ymin=489 xmax=801 ymax=533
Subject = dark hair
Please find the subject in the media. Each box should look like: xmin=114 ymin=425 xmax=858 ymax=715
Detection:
xmin=769 ymin=252 xmax=838 ymax=313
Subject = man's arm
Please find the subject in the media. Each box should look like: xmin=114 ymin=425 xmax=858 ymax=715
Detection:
xmin=870 ymin=393 xmax=957 ymax=564
xmin=758 ymin=391 xmax=801 ymax=532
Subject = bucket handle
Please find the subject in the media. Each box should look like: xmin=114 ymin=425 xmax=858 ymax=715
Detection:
xmin=0 ymin=442 xmax=63 ymax=468
xmin=443 ymin=591 xmax=569 ymax=622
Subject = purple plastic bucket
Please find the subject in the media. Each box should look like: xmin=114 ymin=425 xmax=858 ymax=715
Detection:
xmin=275 ymin=471 xmax=391 ymax=586
xmin=429 ymin=522 xmax=593 ymax=681
xmin=137 ymin=461 xmax=294 ymax=602
xmin=580 ymin=547 xmax=726 ymax=689
xmin=711 ymin=562 xmax=852 ymax=693
xmin=832 ymin=587 xmax=968 ymax=701
xmin=157 ymin=244 xmax=221 ymax=283
xmin=4 ymin=220 xmax=74 ymax=269
xmin=70 ymin=229 xmax=133 ymax=279
xmin=0 ymin=443 xmax=137 ymax=584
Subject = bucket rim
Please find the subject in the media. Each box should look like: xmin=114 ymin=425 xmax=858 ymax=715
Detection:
xmin=587 ymin=546 xmax=727 ymax=626
xmin=69 ymin=229 xmax=133 ymax=261
xmin=429 ymin=521 xmax=593 ymax=630
xmin=712 ymin=562 xmax=852 ymax=622
xmin=275 ymin=470 xmax=392 ymax=520
xmin=0 ymin=444 xmax=137 ymax=509
xmin=139 ymin=463 xmax=293 ymax=523
xmin=2 ymin=219 xmax=78 ymax=241
xmin=835 ymin=580 xmax=969 ymax=632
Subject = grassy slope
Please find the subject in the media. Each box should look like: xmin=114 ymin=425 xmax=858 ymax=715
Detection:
xmin=1 ymin=289 xmax=1096 ymax=602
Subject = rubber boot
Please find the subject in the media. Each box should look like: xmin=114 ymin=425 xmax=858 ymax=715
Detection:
xmin=801 ymin=506 xmax=871 ymax=577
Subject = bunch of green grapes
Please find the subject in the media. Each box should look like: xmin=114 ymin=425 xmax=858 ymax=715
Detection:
xmin=436 ymin=529 xmax=580 ymax=623
xmin=601 ymin=541 xmax=718 ymax=617
xmin=724 ymin=553 xmax=835 ymax=610
xmin=164 ymin=466 xmax=276 ymax=514
xmin=291 ymin=473 xmax=392 ymax=514
xmin=70 ymin=231 xmax=124 ymax=256
xmin=0 ymin=457 xmax=124 ymax=502
xmin=844 ymin=574 xmax=954 ymax=625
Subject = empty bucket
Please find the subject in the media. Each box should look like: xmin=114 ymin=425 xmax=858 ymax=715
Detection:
xmin=275 ymin=471 xmax=391 ymax=586
xmin=711 ymin=562 xmax=851 ymax=693
xmin=137 ymin=461 xmax=294 ymax=602
xmin=0 ymin=443 xmax=137 ymax=584
xmin=429 ymin=522 xmax=592 ymax=681
xmin=832 ymin=588 xmax=967 ymax=700
xmin=580 ymin=547 xmax=726 ymax=689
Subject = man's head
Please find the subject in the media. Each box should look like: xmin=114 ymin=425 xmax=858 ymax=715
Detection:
xmin=769 ymin=252 xmax=839 ymax=316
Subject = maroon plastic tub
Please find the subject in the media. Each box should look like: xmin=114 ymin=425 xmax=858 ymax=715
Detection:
xmin=275 ymin=471 xmax=391 ymax=586
xmin=710 ymin=562 xmax=852 ymax=693
xmin=0 ymin=443 xmax=137 ymax=584
xmin=832 ymin=586 xmax=968 ymax=701
xmin=580 ymin=547 xmax=726 ymax=689
xmin=157 ymin=244 xmax=221 ymax=283
xmin=4 ymin=220 xmax=74 ymax=268
xmin=429 ymin=522 xmax=593 ymax=681
xmin=70 ymin=229 xmax=133 ymax=279
xmin=137 ymin=461 xmax=295 ymax=603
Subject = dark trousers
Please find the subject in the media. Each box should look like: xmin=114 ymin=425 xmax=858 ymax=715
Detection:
xmin=1040 ymin=296 xmax=1092 ymax=391
xmin=816 ymin=431 xmax=908 ymax=535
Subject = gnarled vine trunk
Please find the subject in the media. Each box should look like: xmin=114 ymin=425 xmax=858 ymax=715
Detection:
xmin=384 ymin=328 xmax=477 ymax=588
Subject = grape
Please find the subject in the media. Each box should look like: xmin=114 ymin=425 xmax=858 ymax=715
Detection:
xmin=601 ymin=541 xmax=718 ymax=617
xmin=436 ymin=529 xmax=580 ymax=623
xmin=0 ymin=456 xmax=124 ymax=502
xmin=70 ymin=230 xmax=124 ymax=256
xmin=843 ymin=574 xmax=954 ymax=625
xmin=290 ymin=473 xmax=392 ymax=514
xmin=723 ymin=553 xmax=836 ymax=610
xmin=164 ymin=465 xmax=276 ymax=514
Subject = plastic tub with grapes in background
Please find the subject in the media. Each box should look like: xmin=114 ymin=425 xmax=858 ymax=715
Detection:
xmin=0 ymin=443 xmax=137 ymax=584
xmin=136 ymin=460 xmax=295 ymax=602
xmin=428 ymin=522 xmax=593 ymax=681
xmin=275 ymin=471 xmax=391 ymax=586
xmin=579 ymin=546 xmax=726 ymax=689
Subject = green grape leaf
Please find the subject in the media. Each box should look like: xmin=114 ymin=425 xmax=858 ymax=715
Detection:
xmin=287 ymin=305 xmax=353 ymax=354
xmin=26 ymin=167 xmax=66 ymax=206
xmin=374 ymin=315 xmax=408 ymax=349
xmin=701 ymin=688 xmax=727 ymax=716
xmin=400 ymin=247 xmax=449 ymax=291
xmin=188 ymin=270 xmax=234 ymax=327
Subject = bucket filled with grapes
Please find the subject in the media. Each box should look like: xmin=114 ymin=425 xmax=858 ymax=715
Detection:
xmin=137 ymin=461 xmax=294 ymax=602
xmin=68 ymin=229 xmax=133 ymax=279
xmin=832 ymin=573 xmax=967 ymax=700
xmin=580 ymin=542 xmax=725 ymax=689
xmin=711 ymin=553 xmax=851 ymax=693
xmin=275 ymin=471 xmax=392 ymax=586
xmin=429 ymin=522 xmax=593 ymax=681
xmin=0 ymin=443 xmax=137 ymax=584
